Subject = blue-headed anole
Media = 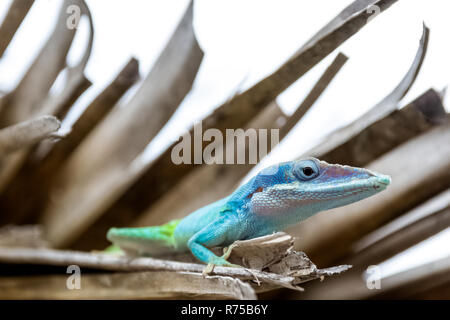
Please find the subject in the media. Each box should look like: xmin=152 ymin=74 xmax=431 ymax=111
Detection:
xmin=107 ymin=158 xmax=390 ymax=271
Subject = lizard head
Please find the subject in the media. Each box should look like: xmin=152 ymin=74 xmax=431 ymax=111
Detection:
xmin=245 ymin=157 xmax=390 ymax=223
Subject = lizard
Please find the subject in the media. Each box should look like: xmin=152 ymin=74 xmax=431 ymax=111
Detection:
xmin=106 ymin=158 xmax=390 ymax=271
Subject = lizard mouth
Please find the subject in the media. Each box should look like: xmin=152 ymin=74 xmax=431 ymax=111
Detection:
xmin=317 ymin=173 xmax=391 ymax=200
xmin=370 ymin=174 xmax=391 ymax=190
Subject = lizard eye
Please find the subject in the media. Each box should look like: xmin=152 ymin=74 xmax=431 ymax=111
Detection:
xmin=294 ymin=159 xmax=320 ymax=181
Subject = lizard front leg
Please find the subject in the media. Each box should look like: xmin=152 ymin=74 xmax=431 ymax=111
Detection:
xmin=186 ymin=216 xmax=243 ymax=275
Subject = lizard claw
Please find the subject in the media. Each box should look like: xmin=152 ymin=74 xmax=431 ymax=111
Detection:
xmin=202 ymin=260 xmax=243 ymax=276
xmin=202 ymin=263 xmax=215 ymax=276
xmin=224 ymin=262 xmax=244 ymax=269
xmin=221 ymin=243 xmax=236 ymax=260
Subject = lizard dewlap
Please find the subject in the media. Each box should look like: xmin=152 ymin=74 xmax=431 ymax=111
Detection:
xmin=106 ymin=158 xmax=390 ymax=267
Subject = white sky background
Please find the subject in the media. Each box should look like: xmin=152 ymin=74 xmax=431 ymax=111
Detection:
xmin=0 ymin=0 xmax=449 ymax=279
